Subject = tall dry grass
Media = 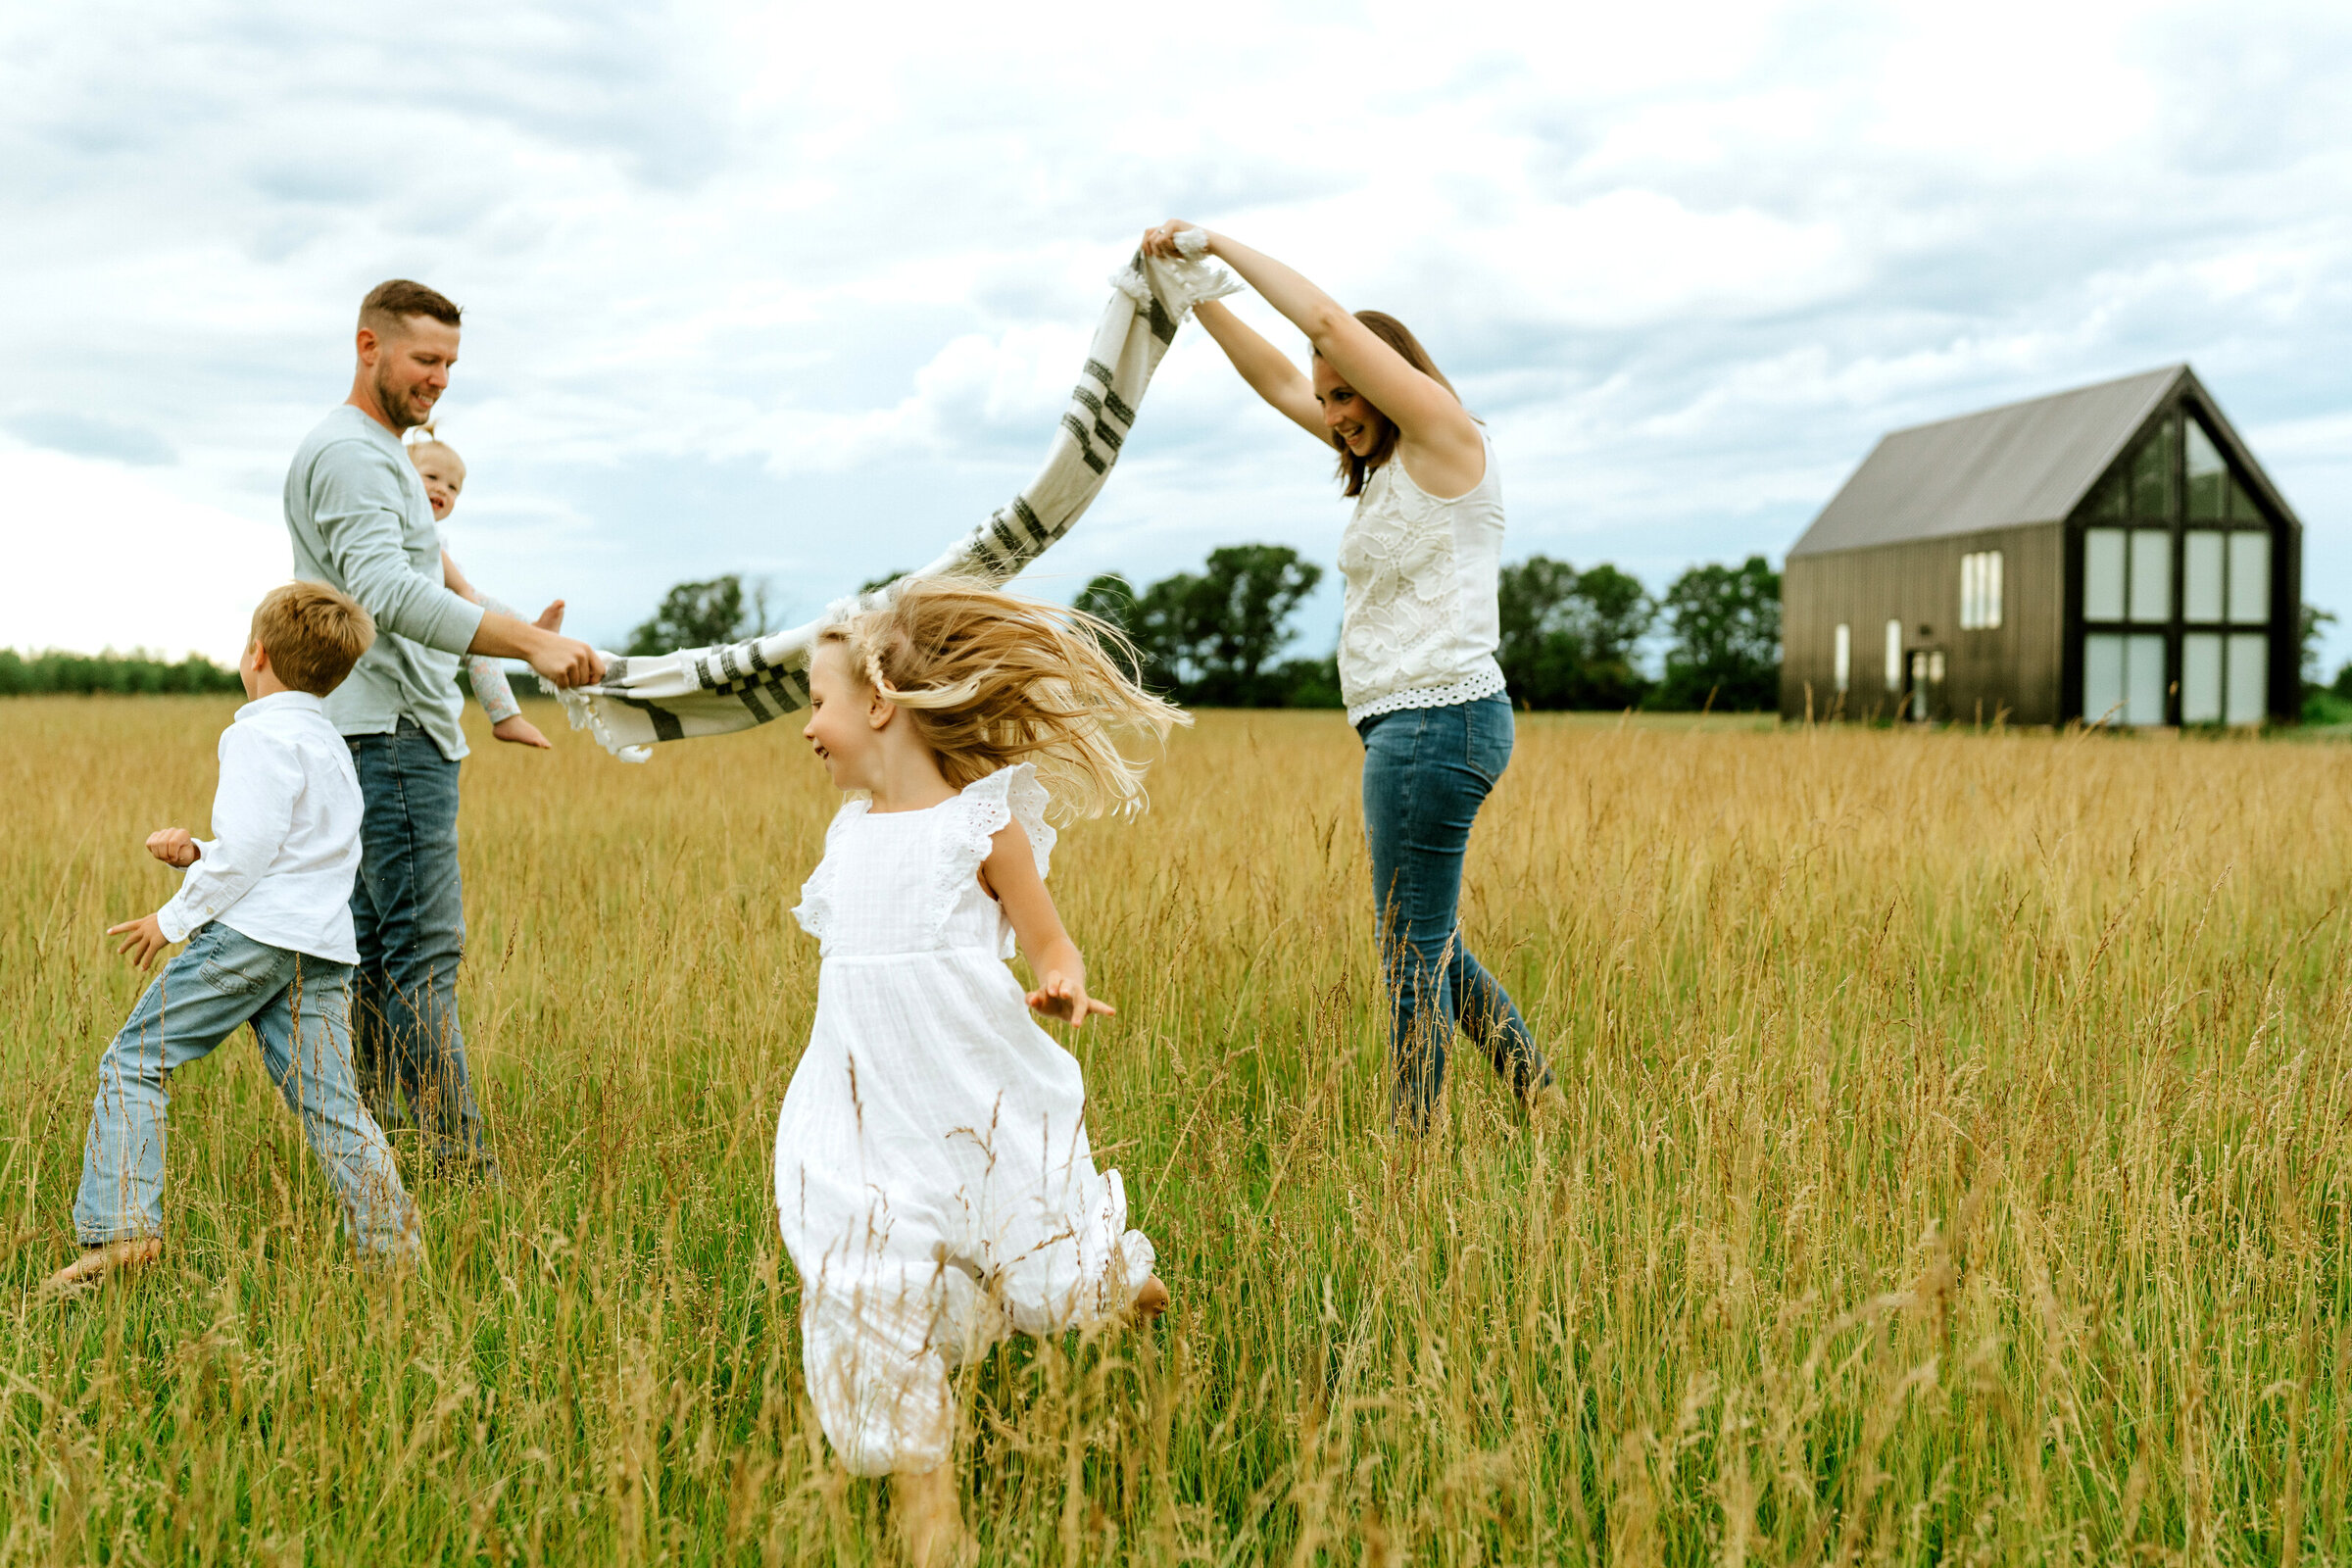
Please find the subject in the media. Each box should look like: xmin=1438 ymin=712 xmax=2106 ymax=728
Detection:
xmin=4 ymin=695 xmax=2350 ymax=1564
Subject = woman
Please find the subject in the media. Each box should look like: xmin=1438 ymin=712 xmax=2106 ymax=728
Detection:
xmin=1141 ymin=220 xmax=1555 ymax=1133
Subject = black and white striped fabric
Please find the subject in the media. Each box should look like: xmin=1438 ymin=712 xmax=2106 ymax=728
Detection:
xmin=553 ymin=243 xmax=1238 ymax=760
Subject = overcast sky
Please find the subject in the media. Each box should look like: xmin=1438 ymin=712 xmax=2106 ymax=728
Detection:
xmin=3 ymin=0 xmax=2348 ymax=670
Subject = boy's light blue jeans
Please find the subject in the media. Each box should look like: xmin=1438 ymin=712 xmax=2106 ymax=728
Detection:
xmin=73 ymin=921 xmax=418 ymax=1258
xmin=1358 ymin=696 xmax=1553 ymax=1132
xmin=347 ymin=718 xmax=494 ymax=1176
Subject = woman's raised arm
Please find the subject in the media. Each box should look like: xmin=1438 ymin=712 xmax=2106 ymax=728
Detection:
xmin=1188 ymin=298 xmax=1323 ymax=440
xmin=1145 ymin=221 xmax=1482 ymax=467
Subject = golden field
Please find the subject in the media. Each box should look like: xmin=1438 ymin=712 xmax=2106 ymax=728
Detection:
xmin=5 ymin=695 xmax=2352 ymax=1565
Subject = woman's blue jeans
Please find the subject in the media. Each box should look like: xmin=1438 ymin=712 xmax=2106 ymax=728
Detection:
xmin=1358 ymin=696 xmax=1550 ymax=1131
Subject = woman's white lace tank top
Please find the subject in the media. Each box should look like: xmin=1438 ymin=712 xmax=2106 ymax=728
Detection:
xmin=1336 ymin=433 xmax=1509 ymax=725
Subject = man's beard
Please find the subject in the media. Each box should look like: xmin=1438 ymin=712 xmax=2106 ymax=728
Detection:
xmin=372 ymin=366 xmax=431 ymax=433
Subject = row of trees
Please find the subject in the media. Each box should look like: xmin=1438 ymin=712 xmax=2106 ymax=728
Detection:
xmin=1073 ymin=546 xmax=1783 ymax=711
xmin=0 ymin=649 xmax=244 ymax=696
xmin=618 ymin=548 xmax=1785 ymax=711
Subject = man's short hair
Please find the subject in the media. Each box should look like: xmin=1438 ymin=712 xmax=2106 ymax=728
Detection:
xmin=359 ymin=279 xmax=463 ymax=338
xmin=252 ymin=581 xmax=376 ymax=696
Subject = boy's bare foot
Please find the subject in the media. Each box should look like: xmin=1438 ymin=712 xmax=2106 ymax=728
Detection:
xmin=891 ymin=1463 xmax=968 ymax=1568
xmin=41 ymin=1237 xmax=163 ymax=1296
xmin=1131 ymin=1274 xmax=1169 ymax=1323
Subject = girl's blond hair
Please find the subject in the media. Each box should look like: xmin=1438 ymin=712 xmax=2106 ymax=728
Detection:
xmin=817 ymin=577 xmax=1188 ymax=819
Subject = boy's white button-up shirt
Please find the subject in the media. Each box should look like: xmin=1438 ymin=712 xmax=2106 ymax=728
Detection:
xmin=156 ymin=691 xmax=366 ymax=963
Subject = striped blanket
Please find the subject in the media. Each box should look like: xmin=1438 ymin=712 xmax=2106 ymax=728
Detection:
xmin=551 ymin=240 xmax=1237 ymax=760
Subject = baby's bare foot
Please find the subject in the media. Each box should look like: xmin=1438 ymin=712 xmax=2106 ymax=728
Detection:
xmin=42 ymin=1237 xmax=163 ymax=1297
xmin=1131 ymin=1274 xmax=1169 ymax=1322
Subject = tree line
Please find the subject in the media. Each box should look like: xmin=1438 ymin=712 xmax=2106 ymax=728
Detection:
xmin=626 ymin=547 xmax=1784 ymax=712
xmin=0 ymin=649 xmax=244 ymax=696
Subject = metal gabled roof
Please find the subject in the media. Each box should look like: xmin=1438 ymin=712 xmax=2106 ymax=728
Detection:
xmin=1788 ymin=366 xmax=2186 ymax=558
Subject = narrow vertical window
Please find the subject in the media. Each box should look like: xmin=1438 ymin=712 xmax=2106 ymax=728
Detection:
xmin=1885 ymin=619 xmax=1903 ymax=693
xmin=2084 ymin=529 xmax=2126 ymax=621
xmin=2128 ymin=530 xmax=2171 ymax=623
xmin=1984 ymin=552 xmax=2001 ymax=629
xmin=2186 ymin=418 xmax=2229 ymax=520
xmin=2083 ymin=634 xmax=2125 ymax=724
xmin=1959 ymin=555 xmax=1978 ymax=630
xmin=2126 ymin=635 xmax=2166 ymax=725
xmin=2227 ymin=633 xmax=2268 ymax=724
xmin=2181 ymin=633 xmax=2223 ymax=723
xmin=2229 ymin=532 xmax=2271 ymax=623
xmin=2183 ymin=531 xmax=2225 ymax=623
xmin=1834 ymin=623 xmax=1851 ymax=694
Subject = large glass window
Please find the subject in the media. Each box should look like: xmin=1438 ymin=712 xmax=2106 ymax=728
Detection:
xmin=2086 ymin=527 xmax=2175 ymax=624
xmin=2180 ymin=633 xmax=2271 ymax=726
xmin=2083 ymin=633 xmax=2169 ymax=726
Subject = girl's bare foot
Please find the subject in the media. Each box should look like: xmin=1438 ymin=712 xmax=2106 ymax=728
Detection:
xmin=41 ymin=1237 xmax=163 ymax=1296
xmin=891 ymin=1462 xmax=967 ymax=1568
xmin=1131 ymin=1274 xmax=1169 ymax=1322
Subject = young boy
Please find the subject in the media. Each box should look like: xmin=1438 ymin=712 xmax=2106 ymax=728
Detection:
xmin=46 ymin=582 xmax=421 ymax=1293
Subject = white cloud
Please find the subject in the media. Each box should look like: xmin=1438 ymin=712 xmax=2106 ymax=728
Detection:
xmin=0 ymin=444 xmax=287 ymax=662
xmin=1 ymin=0 xmax=2350 ymax=665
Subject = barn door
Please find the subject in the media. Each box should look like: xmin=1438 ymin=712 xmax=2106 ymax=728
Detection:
xmin=1906 ymin=647 xmax=1945 ymax=722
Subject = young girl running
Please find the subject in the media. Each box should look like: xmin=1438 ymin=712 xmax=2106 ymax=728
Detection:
xmin=775 ymin=578 xmax=1180 ymax=1563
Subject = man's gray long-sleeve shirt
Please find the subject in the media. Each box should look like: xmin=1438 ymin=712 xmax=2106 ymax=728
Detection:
xmin=284 ymin=406 xmax=486 ymax=761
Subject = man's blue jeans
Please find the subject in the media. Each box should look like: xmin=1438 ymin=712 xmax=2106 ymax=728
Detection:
xmin=73 ymin=922 xmax=417 ymax=1257
xmin=348 ymin=718 xmax=492 ymax=1174
xmin=1358 ymin=697 xmax=1551 ymax=1131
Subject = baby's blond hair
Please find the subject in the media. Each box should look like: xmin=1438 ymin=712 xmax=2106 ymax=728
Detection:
xmin=817 ymin=577 xmax=1188 ymax=819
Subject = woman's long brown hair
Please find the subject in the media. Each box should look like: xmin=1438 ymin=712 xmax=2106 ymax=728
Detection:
xmin=1320 ymin=311 xmax=1466 ymax=497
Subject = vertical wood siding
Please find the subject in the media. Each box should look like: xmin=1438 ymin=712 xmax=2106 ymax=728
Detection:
xmin=1780 ymin=523 xmax=2065 ymax=725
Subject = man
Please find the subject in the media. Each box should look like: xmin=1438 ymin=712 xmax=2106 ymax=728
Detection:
xmin=285 ymin=278 xmax=605 ymax=1176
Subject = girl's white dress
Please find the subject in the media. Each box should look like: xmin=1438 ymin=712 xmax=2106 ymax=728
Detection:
xmin=774 ymin=763 xmax=1154 ymax=1477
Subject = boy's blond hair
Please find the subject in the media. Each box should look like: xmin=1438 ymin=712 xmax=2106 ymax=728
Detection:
xmin=819 ymin=578 xmax=1188 ymax=820
xmin=253 ymin=582 xmax=375 ymax=697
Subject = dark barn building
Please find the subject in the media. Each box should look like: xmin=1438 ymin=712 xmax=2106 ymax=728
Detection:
xmin=1780 ymin=366 xmax=2303 ymax=727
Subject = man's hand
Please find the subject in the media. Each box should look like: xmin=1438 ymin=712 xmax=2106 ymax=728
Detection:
xmin=145 ymin=828 xmax=199 ymax=868
xmin=1026 ymin=971 xmax=1116 ymax=1029
xmin=526 ymin=629 xmax=605 ymax=690
xmin=107 ymin=912 xmax=172 ymax=971
xmin=470 ymin=610 xmax=607 ymax=689
xmin=491 ymin=715 xmax=554 ymax=749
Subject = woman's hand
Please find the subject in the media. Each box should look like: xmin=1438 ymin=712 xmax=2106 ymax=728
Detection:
xmin=1141 ymin=220 xmax=1207 ymax=260
xmin=1026 ymin=970 xmax=1116 ymax=1028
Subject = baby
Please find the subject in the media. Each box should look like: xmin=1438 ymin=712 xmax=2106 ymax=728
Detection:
xmin=407 ymin=431 xmax=563 ymax=748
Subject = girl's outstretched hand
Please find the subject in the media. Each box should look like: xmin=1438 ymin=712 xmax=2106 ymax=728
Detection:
xmin=1026 ymin=972 xmax=1116 ymax=1028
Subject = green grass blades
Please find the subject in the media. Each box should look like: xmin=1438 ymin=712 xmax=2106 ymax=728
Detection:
xmin=5 ymin=697 xmax=2350 ymax=1564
